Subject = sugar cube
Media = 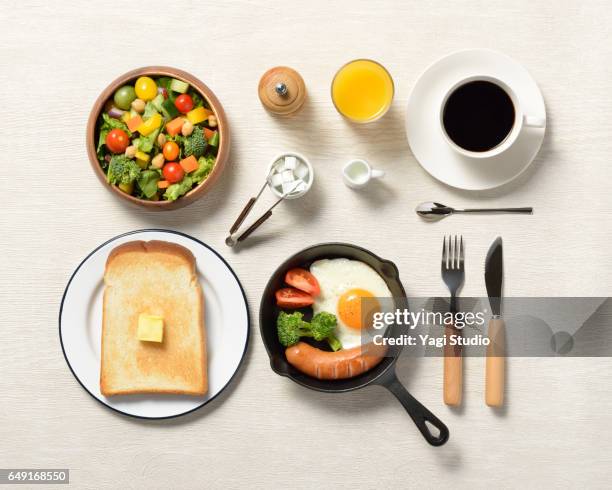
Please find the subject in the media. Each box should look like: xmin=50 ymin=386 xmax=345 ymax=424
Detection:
xmin=284 ymin=156 xmax=298 ymax=170
xmin=294 ymin=162 xmax=309 ymax=180
xmin=281 ymin=169 xmax=294 ymax=182
xmin=270 ymin=172 xmax=284 ymax=187
xmin=282 ymin=181 xmax=297 ymax=194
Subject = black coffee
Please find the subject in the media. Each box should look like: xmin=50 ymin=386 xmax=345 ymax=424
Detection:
xmin=442 ymin=81 xmax=515 ymax=152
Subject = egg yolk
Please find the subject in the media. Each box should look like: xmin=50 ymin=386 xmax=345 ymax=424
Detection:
xmin=337 ymin=288 xmax=380 ymax=330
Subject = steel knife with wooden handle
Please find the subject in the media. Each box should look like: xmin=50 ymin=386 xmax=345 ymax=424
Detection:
xmin=484 ymin=237 xmax=505 ymax=407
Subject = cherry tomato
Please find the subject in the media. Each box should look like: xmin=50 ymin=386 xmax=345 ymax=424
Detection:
xmin=113 ymin=85 xmax=136 ymax=110
xmin=285 ymin=268 xmax=321 ymax=297
xmin=134 ymin=76 xmax=157 ymax=101
xmin=105 ymin=128 xmax=129 ymax=154
xmin=162 ymin=162 xmax=184 ymax=183
xmin=174 ymin=94 xmax=194 ymax=114
xmin=162 ymin=141 xmax=179 ymax=161
xmin=275 ymin=288 xmax=314 ymax=308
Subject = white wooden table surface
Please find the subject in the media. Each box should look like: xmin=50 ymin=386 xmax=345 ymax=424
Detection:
xmin=2 ymin=0 xmax=612 ymax=488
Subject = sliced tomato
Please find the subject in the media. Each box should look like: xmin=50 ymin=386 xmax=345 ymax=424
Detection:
xmin=285 ymin=268 xmax=320 ymax=297
xmin=275 ymin=288 xmax=314 ymax=308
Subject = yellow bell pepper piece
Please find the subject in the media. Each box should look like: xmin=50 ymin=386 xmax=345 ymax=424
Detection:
xmin=118 ymin=182 xmax=134 ymax=194
xmin=137 ymin=113 xmax=162 ymax=136
xmin=135 ymin=151 xmax=149 ymax=169
xmin=121 ymin=112 xmax=132 ymax=123
xmin=135 ymin=151 xmax=149 ymax=162
xmin=186 ymin=107 xmax=212 ymax=125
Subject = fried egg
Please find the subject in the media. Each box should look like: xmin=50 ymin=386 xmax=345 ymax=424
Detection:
xmin=310 ymin=258 xmax=392 ymax=349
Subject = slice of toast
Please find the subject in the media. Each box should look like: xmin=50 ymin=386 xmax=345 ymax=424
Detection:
xmin=100 ymin=240 xmax=207 ymax=396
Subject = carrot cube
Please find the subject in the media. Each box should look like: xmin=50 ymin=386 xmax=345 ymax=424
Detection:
xmin=166 ymin=117 xmax=185 ymax=136
xmin=180 ymin=155 xmax=199 ymax=173
xmin=127 ymin=115 xmax=143 ymax=133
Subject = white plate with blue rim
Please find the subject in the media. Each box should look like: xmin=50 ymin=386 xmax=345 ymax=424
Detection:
xmin=59 ymin=229 xmax=249 ymax=419
xmin=406 ymin=49 xmax=546 ymax=190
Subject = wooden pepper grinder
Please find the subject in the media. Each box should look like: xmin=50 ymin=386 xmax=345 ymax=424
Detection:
xmin=258 ymin=66 xmax=306 ymax=116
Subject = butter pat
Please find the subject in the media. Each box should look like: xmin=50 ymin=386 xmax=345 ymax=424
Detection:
xmin=137 ymin=314 xmax=164 ymax=343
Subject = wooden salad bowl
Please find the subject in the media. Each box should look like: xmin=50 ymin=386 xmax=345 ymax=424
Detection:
xmin=86 ymin=66 xmax=230 ymax=210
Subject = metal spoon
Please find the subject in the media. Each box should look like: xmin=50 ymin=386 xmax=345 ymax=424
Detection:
xmin=416 ymin=202 xmax=533 ymax=221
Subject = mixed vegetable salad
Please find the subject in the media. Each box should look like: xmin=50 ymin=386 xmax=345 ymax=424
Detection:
xmin=96 ymin=76 xmax=219 ymax=201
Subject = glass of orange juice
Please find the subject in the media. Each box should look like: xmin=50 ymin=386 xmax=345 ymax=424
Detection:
xmin=331 ymin=59 xmax=394 ymax=123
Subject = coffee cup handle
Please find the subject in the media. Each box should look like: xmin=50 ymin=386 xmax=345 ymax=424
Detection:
xmin=523 ymin=115 xmax=546 ymax=128
xmin=371 ymin=169 xmax=386 ymax=179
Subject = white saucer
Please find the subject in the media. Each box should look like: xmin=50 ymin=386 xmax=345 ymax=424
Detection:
xmin=59 ymin=229 xmax=249 ymax=419
xmin=406 ymin=49 xmax=546 ymax=190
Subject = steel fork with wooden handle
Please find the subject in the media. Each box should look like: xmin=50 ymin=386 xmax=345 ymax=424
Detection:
xmin=484 ymin=237 xmax=505 ymax=407
xmin=441 ymin=235 xmax=464 ymax=406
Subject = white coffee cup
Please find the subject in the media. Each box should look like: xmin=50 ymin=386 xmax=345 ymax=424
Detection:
xmin=439 ymin=75 xmax=545 ymax=159
xmin=342 ymin=159 xmax=385 ymax=189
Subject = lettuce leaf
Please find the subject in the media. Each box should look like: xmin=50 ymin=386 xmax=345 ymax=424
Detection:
xmin=191 ymin=90 xmax=204 ymax=108
xmin=97 ymin=130 xmax=108 ymax=163
xmin=137 ymin=128 xmax=159 ymax=153
xmin=137 ymin=170 xmax=160 ymax=198
xmin=101 ymin=113 xmax=130 ymax=134
xmin=192 ymin=156 xmax=215 ymax=184
xmin=143 ymin=102 xmax=159 ymax=120
xmin=151 ymin=93 xmax=165 ymax=112
xmin=164 ymin=176 xmax=193 ymax=201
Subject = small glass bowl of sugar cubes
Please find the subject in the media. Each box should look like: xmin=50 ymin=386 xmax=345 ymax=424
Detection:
xmin=266 ymin=152 xmax=314 ymax=200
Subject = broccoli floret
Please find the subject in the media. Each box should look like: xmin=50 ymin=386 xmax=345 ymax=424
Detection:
xmin=310 ymin=312 xmax=337 ymax=340
xmin=311 ymin=312 xmax=341 ymax=351
xmin=277 ymin=311 xmax=309 ymax=347
xmin=107 ymin=155 xmax=140 ymax=185
xmin=184 ymin=126 xmax=207 ymax=159
xmin=326 ymin=335 xmax=342 ymax=352
xmin=277 ymin=310 xmax=342 ymax=351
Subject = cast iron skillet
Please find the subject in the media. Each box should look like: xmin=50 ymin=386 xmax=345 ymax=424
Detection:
xmin=259 ymin=243 xmax=449 ymax=446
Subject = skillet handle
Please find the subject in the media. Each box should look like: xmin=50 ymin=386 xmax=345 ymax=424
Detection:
xmin=380 ymin=371 xmax=449 ymax=446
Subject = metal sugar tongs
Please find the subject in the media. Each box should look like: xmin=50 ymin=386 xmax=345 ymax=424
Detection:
xmin=226 ymin=153 xmax=313 ymax=247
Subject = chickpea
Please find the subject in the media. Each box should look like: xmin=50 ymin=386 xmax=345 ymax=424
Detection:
xmin=157 ymin=133 xmax=166 ymax=147
xmin=151 ymin=153 xmax=165 ymax=169
xmin=125 ymin=145 xmax=137 ymax=158
xmin=208 ymin=115 xmax=217 ymax=128
xmin=181 ymin=120 xmax=194 ymax=137
xmin=131 ymin=98 xmax=146 ymax=113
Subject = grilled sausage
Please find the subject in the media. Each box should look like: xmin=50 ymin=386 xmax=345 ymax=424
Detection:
xmin=285 ymin=342 xmax=387 ymax=380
